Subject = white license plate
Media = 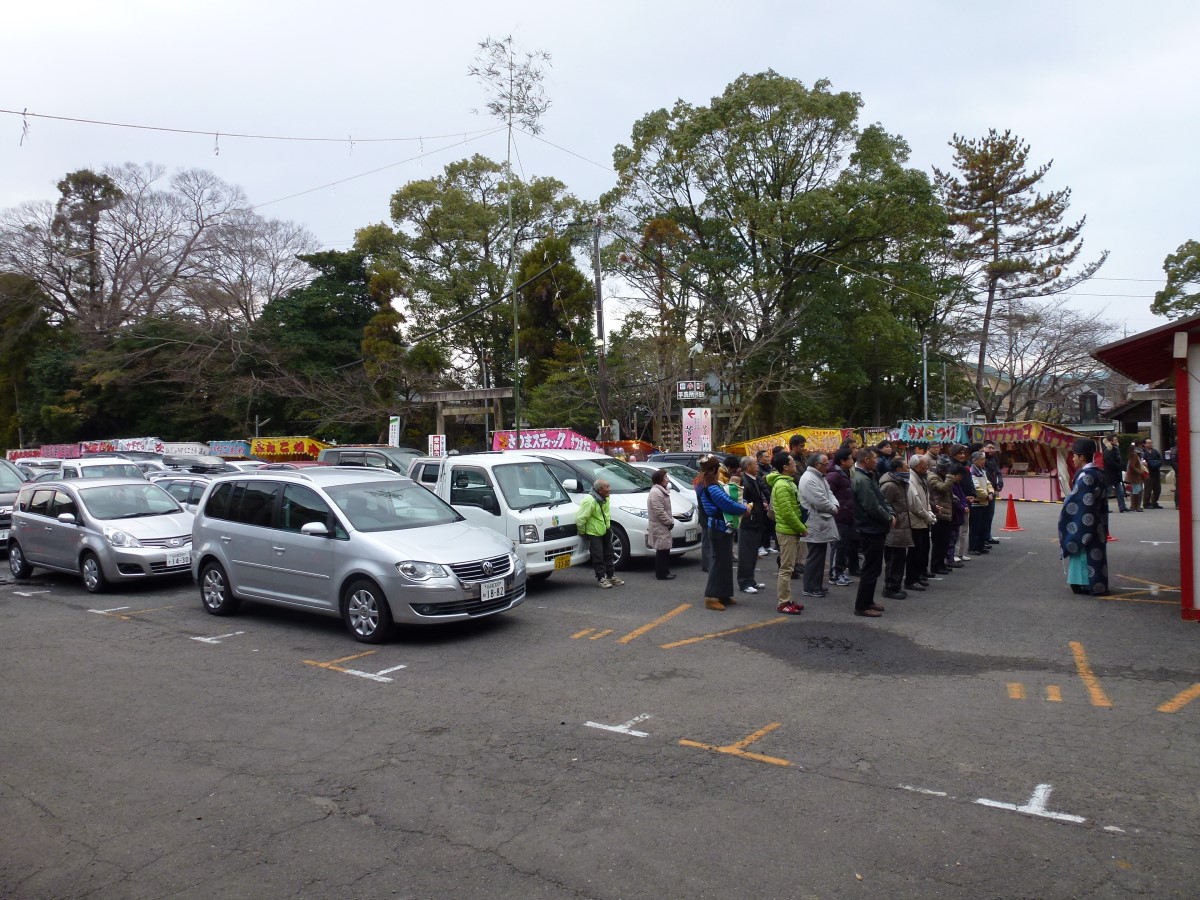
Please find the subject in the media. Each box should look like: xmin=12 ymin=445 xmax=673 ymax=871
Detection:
xmin=686 ymin=529 xmax=700 ymax=542
xmin=166 ymin=550 xmax=190 ymax=567
xmin=480 ymin=578 xmax=505 ymax=602
xmin=0 ymin=529 xmax=8 ymax=543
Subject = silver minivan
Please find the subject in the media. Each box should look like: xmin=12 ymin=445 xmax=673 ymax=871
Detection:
xmin=190 ymin=468 xmax=527 ymax=643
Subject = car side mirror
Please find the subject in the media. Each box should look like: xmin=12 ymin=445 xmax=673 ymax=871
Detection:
xmin=57 ymin=512 xmax=77 ymax=525
xmin=482 ymin=494 xmax=500 ymax=516
xmin=300 ymin=521 xmax=330 ymax=537
xmin=561 ymin=478 xmax=580 ymax=492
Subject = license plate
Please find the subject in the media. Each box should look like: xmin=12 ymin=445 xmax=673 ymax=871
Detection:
xmin=166 ymin=550 xmax=190 ymax=567
xmin=0 ymin=529 xmax=7 ymax=543
xmin=686 ymin=529 xmax=699 ymax=542
xmin=480 ymin=578 xmax=505 ymax=602
xmin=553 ymin=553 xmax=571 ymax=570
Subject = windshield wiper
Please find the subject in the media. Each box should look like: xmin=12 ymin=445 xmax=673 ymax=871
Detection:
xmin=116 ymin=510 xmax=167 ymax=518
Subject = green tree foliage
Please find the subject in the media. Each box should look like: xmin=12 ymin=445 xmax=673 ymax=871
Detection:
xmin=1151 ymin=240 xmax=1200 ymax=320
xmin=604 ymin=72 xmax=946 ymax=438
xmin=934 ymin=130 xmax=1108 ymax=420
xmin=516 ymin=233 xmax=595 ymax=388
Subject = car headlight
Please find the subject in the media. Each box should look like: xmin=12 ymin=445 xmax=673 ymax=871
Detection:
xmin=618 ymin=505 xmax=649 ymax=519
xmin=519 ymin=524 xmax=539 ymax=543
xmin=103 ymin=527 xmax=143 ymax=548
xmin=396 ymin=561 xmax=449 ymax=581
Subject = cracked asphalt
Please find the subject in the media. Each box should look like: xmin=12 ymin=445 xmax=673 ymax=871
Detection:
xmin=1 ymin=502 xmax=1197 ymax=898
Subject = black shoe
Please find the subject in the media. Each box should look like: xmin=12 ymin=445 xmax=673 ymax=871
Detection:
xmin=881 ymin=589 xmax=907 ymax=600
xmin=903 ymin=583 xmax=926 ymax=592
xmin=932 ymin=567 xmax=952 ymax=575
xmin=868 ymin=603 xmax=886 ymax=612
xmin=657 ymin=573 xmax=676 ymax=580
xmin=988 ymin=538 xmax=1001 ymax=545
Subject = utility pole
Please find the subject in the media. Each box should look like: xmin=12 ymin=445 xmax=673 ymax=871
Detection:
xmin=922 ymin=338 xmax=929 ymax=420
xmin=594 ymin=216 xmax=610 ymax=436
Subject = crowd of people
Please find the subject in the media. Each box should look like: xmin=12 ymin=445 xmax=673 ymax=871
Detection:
xmin=686 ymin=435 xmax=1009 ymax=618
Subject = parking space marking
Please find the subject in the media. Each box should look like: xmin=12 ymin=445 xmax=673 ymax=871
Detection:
xmin=585 ymin=713 xmax=652 ymax=737
xmin=571 ymin=628 xmax=594 ymax=639
xmin=975 ymin=783 xmax=1086 ymax=825
xmin=302 ymin=650 xmax=406 ymax=683
xmin=1046 ymin=685 xmax=1062 ymax=702
xmin=1007 ymin=682 xmax=1025 ymax=700
xmin=1157 ymin=683 xmax=1200 ymax=714
xmin=617 ymin=604 xmax=691 ymax=644
xmin=660 ymin=616 xmax=789 ymax=650
xmin=191 ymin=631 xmax=246 ymax=644
xmin=13 ymin=590 xmax=51 ymax=596
xmin=89 ymin=606 xmax=132 ymax=616
xmin=589 ymin=629 xmax=613 ymax=640
xmin=1069 ymin=641 xmax=1113 ymax=708
xmin=88 ymin=605 xmax=179 ymax=621
xmin=679 ymin=722 xmax=792 ymax=767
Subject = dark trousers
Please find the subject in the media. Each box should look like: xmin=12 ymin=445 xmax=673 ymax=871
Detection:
xmin=1147 ymin=471 xmax=1162 ymax=506
xmin=906 ymin=529 xmax=930 ymax=584
xmin=983 ymin=498 xmax=997 ymax=542
xmin=1109 ymin=475 xmax=1127 ymax=511
xmin=883 ymin=546 xmax=907 ymax=592
xmin=700 ymin=520 xmax=712 ymax=572
xmin=655 ymin=548 xmax=672 ymax=579
xmin=705 ymin=529 xmax=735 ymax=600
xmin=762 ymin=518 xmax=775 ymax=551
xmin=968 ymin=504 xmax=988 ymax=552
xmin=831 ymin=521 xmax=858 ymax=577
xmin=930 ymin=520 xmax=952 ymax=572
xmin=854 ymin=532 xmax=886 ymax=612
xmin=738 ymin=523 xmax=762 ymax=589
xmin=803 ymin=542 xmax=828 ymax=594
xmin=588 ymin=532 xmax=614 ymax=580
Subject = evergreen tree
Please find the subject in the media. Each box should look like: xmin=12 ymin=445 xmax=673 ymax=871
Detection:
xmin=1151 ymin=239 xmax=1200 ymax=320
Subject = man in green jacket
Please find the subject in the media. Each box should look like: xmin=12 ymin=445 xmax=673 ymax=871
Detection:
xmin=578 ymin=479 xmax=623 ymax=588
xmin=768 ymin=451 xmax=807 ymax=615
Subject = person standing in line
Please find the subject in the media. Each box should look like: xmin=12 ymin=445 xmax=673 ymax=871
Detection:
xmin=697 ymin=456 xmax=749 ymax=611
xmin=768 ymin=451 xmax=807 ymax=615
xmin=755 ymin=448 xmax=776 ymax=556
xmin=851 ymin=448 xmax=894 ymax=617
xmin=927 ymin=455 xmax=955 ymax=576
xmin=647 ymin=469 xmax=676 ymax=581
xmin=826 ymin=448 xmax=858 ymax=585
xmin=875 ymin=440 xmax=897 ymax=476
xmin=737 ymin=455 xmax=768 ymax=594
xmin=906 ymin=453 xmax=938 ymax=590
xmin=693 ymin=455 xmax=730 ymax=574
xmin=578 ymin=479 xmax=622 ymax=588
xmin=982 ymin=441 xmax=1004 ymax=546
xmin=1058 ymin=438 xmax=1109 ymax=596
xmin=967 ymin=451 xmax=994 ymax=555
xmin=879 ymin=455 xmax=914 ymax=599
xmin=950 ymin=462 xmax=974 ymax=563
xmin=1126 ymin=450 xmax=1147 ymax=511
xmin=1142 ymin=438 xmax=1164 ymax=508
xmin=1102 ymin=435 xmax=1127 ymax=513
xmin=798 ymin=452 xmax=839 ymax=599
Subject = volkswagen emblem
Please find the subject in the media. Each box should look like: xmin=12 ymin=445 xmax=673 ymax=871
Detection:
xmin=168 ymin=538 xmax=182 ymax=548
xmin=481 ymin=560 xmax=494 ymax=577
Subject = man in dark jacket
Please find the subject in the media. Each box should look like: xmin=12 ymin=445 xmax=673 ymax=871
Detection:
xmin=826 ymin=448 xmax=858 ymax=584
xmin=1142 ymin=438 xmax=1164 ymax=508
xmin=1102 ymin=436 xmax=1126 ymax=513
xmin=851 ymin=448 xmax=894 ymax=617
xmin=737 ymin=455 xmax=768 ymax=593
xmin=982 ymin=441 xmax=1004 ymax=545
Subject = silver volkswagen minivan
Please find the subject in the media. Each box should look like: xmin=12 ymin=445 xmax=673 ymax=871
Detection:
xmin=190 ymin=468 xmax=527 ymax=643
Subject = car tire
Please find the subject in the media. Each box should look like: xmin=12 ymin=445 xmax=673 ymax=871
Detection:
xmin=8 ymin=541 xmax=33 ymax=578
xmin=611 ymin=523 xmax=631 ymax=571
xmin=200 ymin=560 xmax=241 ymax=616
xmin=341 ymin=578 xmax=394 ymax=644
xmin=80 ymin=552 xmax=107 ymax=594
xmin=528 ymin=572 xmax=552 ymax=584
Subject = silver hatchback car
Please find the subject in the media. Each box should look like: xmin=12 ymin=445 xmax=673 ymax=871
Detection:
xmin=8 ymin=478 xmax=194 ymax=591
xmin=190 ymin=468 xmax=527 ymax=643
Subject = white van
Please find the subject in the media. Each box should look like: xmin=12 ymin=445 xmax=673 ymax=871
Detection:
xmin=408 ymin=453 xmax=588 ymax=581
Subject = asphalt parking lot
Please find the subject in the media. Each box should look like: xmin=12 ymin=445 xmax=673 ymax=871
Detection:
xmin=1 ymin=501 xmax=1197 ymax=898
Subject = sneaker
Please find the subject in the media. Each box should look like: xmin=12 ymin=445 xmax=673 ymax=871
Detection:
xmin=609 ymin=576 xmax=625 ymax=586
xmin=597 ymin=578 xmax=612 ymax=589
xmin=741 ymin=585 xmax=759 ymax=594
xmin=755 ymin=582 xmax=766 ymax=589
xmin=801 ymin=590 xmax=826 ymax=598
xmin=757 ymin=548 xmax=769 ymax=558
xmin=835 ymin=574 xmax=854 ymax=586
xmin=776 ymin=601 xmax=804 ymax=614
xmin=960 ymin=554 xmax=972 ymax=561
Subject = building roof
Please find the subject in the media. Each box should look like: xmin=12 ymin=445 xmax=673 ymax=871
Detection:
xmin=1092 ymin=311 xmax=1200 ymax=383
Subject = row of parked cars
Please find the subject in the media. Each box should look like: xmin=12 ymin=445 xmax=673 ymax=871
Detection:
xmin=3 ymin=449 xmax=702 ymax=644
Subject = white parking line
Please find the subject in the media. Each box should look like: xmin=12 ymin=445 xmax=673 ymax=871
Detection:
xmin=975 ymin=783 xmax=1085 ymax=824
xmin=12 ymin=590 xmax=51 ymax=597
xmin=585 ymin=713 xmax=652 ymax=737
xmin=341 ymin=666 xmax=405 ymax=683
xmin=89 ymin=606 xmax=131 ymax=615
xmin=191 ymin=631 xmax=246 ymax=644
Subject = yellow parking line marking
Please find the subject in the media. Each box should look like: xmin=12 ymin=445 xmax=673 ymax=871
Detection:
xmin=1157 ymin=683 xmax=1200 ymax=713
xmin=303 ymin=650 xmax=377 ymax=673
xmin=1046 ymin=685 xmax=1062 ymax=702
xmin=1114 ymin=574 xmax=1179 ymax=592
xmin=1092 ymin=593 xmax=1177 ymax=605
xmin=660 ymin=616 xmax=790 ymax=649
xmin=589 ymin=629 xmax=613 ymax=640
xmin=1069 ymin=641 xmax=1112 ymax=708
xmin=1007 ymin=682 xmax=1025 ymax=700
xmin=571 ymin=628 xmax=595 ymax=639
xmin=679 ymin=722 xmax=791 ymax=767
xmin=617 ymin=603 xmax=691 ymax=644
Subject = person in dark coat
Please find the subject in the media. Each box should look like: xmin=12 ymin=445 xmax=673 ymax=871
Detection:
xmin=851 ymin=448 xmax=894 ymax=617
xmin=697 ymin=455 xmax=749 ymax=611
xmin=737 ymin=455 xmax=768 ymax=594
xmin=1142 ymin=438 xmax=1164 ymax=508
xmin=826 ymin=448 xmax=858 ymax=584
xmin=1101 ymin=436 xmax=1126 ymax=513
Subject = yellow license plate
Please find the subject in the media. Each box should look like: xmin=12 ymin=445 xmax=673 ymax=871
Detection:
xmin=553 ymin=553 xmax=571 ymax=570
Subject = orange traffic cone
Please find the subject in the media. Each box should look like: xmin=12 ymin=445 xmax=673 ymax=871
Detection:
xmin=1000 ymin=494 xmax=1024 ymax=532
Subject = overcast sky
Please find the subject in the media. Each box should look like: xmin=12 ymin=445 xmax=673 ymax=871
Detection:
xmin=4 ymin=1 xmax=1196 ymax=337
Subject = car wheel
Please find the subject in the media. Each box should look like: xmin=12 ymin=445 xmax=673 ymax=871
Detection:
xmin=528 ymin=572 xmax=552 ymax=584
xmin=200 ymin=560 xmax=241 ymax=616
xmin=8 ymin=541 xmax=33 ymax=578
xmin=611 ymin=523 xmax=630 ymax=571
xmin=342 ymin=578 xmax=394 ymax=644
xmin=80 ymin=552 xmax=107 ymax=594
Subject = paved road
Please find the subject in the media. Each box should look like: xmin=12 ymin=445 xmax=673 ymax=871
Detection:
xmin=1 ymin=502 xmax=1196 ymax=898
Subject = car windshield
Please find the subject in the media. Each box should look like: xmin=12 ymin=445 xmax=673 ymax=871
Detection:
xmin=79 ymin=483 xmax=184 ymax=519
xmin=82 ymin=463 xmax=144 ymax=479
xmin=0 ymin=462 xmax=27 ymax=491
xmin=492 ymin=462 xmax=570 ymax=510
xmin=663 ymin=464 xmax=699 ymax=481
xmin=572 ymin=457 xmax=653 ymax=494
xmin=327 ymin=481 xmax=463 ymax=532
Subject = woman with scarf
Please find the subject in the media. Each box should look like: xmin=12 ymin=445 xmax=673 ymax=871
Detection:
xmin=1059 ymin=438 xmax=1109 ymax=596
xmin=878 ymin=455 xmax=914 ymax=600
xmin=697 ymin=455 xmax=749 ymax=610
